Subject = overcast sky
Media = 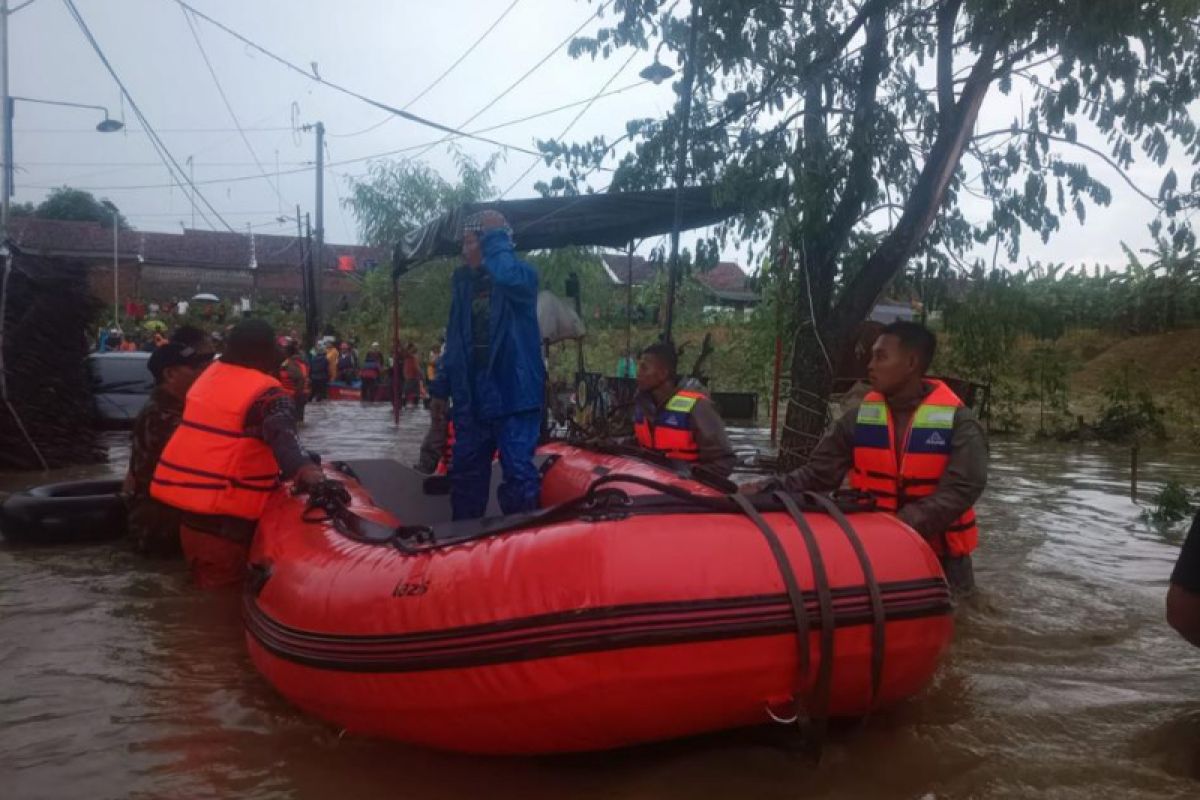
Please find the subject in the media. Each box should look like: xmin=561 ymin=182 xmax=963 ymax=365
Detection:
xmin=10 ymin=0 xmax=1192 ymax=271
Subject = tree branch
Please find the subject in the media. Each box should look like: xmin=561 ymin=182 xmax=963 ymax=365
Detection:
xmin=830 ymin=35 xmax=1002 ymax=336
xmin=813 ymin=6 xmax=890 ymax=281
xmin=936 ymin=0 xmax=962 ymax=134
xmin=972 ymin=127 xmax=1163 ymax=207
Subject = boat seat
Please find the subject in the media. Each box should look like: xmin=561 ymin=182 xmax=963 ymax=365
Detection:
xmin=342 ymin=455 xmax=554 ymax=527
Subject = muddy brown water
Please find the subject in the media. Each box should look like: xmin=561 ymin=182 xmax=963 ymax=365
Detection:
xmin=2 ymin=402 xmax=1198 ymax=799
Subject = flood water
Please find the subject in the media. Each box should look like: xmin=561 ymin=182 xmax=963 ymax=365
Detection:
xmin=2 ymin=402 xmax=1199 ymax=799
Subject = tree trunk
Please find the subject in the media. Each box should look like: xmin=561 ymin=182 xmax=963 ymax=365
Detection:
xmin=778 ymin=323 xmax=841 ymax=469
xmin=777 ymin=36 xmax=1002 ymax=467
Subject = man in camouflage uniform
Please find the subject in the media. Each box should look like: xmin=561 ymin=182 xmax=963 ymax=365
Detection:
xmin=123 ymin=334 xmax=214 ymax=555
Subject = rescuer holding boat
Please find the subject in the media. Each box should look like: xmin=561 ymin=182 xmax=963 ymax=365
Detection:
xmin=151 ymin=319 xmax=325 ymax=587
xmin=441 ymin=210 xmax=545 ymax=519
xmin=742 ymin=321 xmax=987 ymax=593
xmin=632 ymin=342 xmax=736 ymax=478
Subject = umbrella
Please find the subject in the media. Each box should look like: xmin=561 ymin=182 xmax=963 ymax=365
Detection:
xmin=142 ymin=319 xmax=167 ymax=332
xmin=191 ymin=293 xmax=220 ymax=303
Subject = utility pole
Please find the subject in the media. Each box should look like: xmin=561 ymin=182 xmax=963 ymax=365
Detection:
xmin=308 ymin=121 xmax=325 ymax=339
xmin=1 ymin=0 xmax=11 ymax=235
xmin=661 ymin=1 xmax=701 ymax=345
xmin=305 ymin=212 xmax=316 ymax=343
xmin=186 ymin=156 xmax=196 ymax=229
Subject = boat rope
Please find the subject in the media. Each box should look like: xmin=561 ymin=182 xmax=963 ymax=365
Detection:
xmin=774 ymin=490 xmax=835 ymax=749
xmin=729 ymin=492 xmax=821 ymax=749
xmin=0 ymin=247 xmax=49 ymax=471
xmin=806 ymin=490 xmax=886 ymax=711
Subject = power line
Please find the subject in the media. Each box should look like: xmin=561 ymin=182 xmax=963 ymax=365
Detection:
xmin=331 ymin=0 xmax=523 ymax=140
xmin=181 ymin=6 xmax=283 ymax=204
xmin=12 ymin=126 xmax=296 ymax=134
xmin=500 ymin=48 xmax=639 ymax=198
xmin=26 ymin=82 xmax=645 ymax=191
xmin=409 ymin=0 xmax=613 ymax=162
xmin=172 ymin=0 xmax=547 ymax=160
xmin=61 ymin=0 xmax=232 ymax=231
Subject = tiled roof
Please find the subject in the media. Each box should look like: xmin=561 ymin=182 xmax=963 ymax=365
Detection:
xmin=599 ymin=252 xmax=661 ymax=285
xmin=7 ymin=218 xmax=384 ymax=271
xmin=694 ymin=261 xmax=748 ymax=291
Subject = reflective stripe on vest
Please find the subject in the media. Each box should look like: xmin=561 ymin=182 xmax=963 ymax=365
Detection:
xmin=849 ymin=379 xmax=979 ymax=558
xmin=633 ymin=390 xmax=703 ymax=462
xmin=151 ymin=361 xmax=283 ymax=520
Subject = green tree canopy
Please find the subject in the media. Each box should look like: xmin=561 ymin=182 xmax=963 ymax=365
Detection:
xmin=20 ymin=187 xmax=128 ymax=228
xmin=343 ymin=148 xmax=499 ymax=249
xmin=548 ymin=0 xmax=1200 ymax=463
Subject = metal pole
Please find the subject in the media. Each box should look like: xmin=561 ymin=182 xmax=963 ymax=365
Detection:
xmin=1 ymin=0 xmax=11 ymax=235
xmin=625 ymin=243 xmax=634 ymax=364
xmin=391 ymin=275 xmax=401 ymax=424
xmin=187 ymin=156 xmax=195 ymax=229
xmin=661 ymin=0 xmax=701 ymax=344
xmin=112 ymin=210 xmax=119 ymax=330
xmin=313 ymin=121 xmax=324 ymax=335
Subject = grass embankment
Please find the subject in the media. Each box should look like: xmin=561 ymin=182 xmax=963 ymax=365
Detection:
xmin=987 ymin=327 xmax=1200 ymax=442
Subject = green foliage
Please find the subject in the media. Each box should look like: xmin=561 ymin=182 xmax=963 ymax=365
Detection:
xmin=1021 ymin=343 xmax=1074 ymax=438
xmin=29 ymin=186 xmax=128 ymax=228
xmin=343 ymin=149 xmax=498 ymax=248
xmin=1095 ymin=364 xmax=1167 ymax=442
xmin=1147 ymin=480 xmax=1197 ymax=527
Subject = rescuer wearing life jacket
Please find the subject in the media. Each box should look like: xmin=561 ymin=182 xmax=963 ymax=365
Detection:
xmin=441 ymin=210 xmax=544 ymax=520
xmin=741 ymin=321 xmax=987 ymax=594
xmin=151 ymin=319 xmax=325 ymax=588
xmin=1167 ymin=512 xmax=1200 ymax=648
xmin=632 ymin=342 xmax=736 ymax=479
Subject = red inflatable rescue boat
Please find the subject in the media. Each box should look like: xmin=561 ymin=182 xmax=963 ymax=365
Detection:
xmin=245 ymin=443 xmax=953 ymax=754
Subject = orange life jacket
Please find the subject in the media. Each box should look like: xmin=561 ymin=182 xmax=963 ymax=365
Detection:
xmin=278 ymin=356 xmax=310 ymax=398
xmin=633 ymin=390 xmax=704 ymax=462
xmin=850 ymin=379 xmax=979 ymax=558
xmin=151 ymin=361 xmax=283 ymax=520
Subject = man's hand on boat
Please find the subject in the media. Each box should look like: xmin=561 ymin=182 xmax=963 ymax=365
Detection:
xmin=293 ymin=464 xmax=327 ymax=493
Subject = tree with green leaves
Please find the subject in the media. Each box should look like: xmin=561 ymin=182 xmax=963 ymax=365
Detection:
xmin=549 ymin=0 xmax=1200 ymax=465
xmin=21 ymin=186 xmax=128 ymax=228
xmin=343 ymin=149 xmax=499 ymax=248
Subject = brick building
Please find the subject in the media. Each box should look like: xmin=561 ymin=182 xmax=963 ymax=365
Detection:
xmin=6 ymin=218 xmax=385 ymax=308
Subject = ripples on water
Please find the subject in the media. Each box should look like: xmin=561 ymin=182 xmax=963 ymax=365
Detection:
xmin=2 ymin=405 xmax=1199 ymax=799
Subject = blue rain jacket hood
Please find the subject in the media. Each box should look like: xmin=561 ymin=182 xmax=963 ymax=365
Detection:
xmin=442 ymin=228 xmax=545 ymax=420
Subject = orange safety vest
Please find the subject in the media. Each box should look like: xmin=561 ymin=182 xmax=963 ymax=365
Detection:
xmin=850 ymin=379 xmax=979 ymax=558
xmin=151 ymin=361 xmax=283 ymax=520
xmin=633 ymin=390 xmax=704 ymax=462
xmin=278 ymin=356 xmax=310 ymax=398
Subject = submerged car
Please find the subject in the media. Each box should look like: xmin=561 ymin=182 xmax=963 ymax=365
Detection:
xmin=88 ymin=351 xmax=153 ymax=429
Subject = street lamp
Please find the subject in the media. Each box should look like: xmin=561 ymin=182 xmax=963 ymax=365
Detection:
xmin=640 ymin=41 xmax=677 ymax=85
xmin=1 ymin=96 xmax=124 ymax=229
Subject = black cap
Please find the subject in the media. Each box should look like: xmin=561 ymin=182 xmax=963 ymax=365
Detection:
xmin=147 ymin=342 xmax=211 ymax=383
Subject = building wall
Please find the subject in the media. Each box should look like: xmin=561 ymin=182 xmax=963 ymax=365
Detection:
xmin=82 ymin=260 xmax=363 ymax=306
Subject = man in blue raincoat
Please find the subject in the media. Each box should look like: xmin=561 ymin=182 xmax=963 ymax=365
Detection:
xmin=441 ymin=210 xmax=545 ymax=519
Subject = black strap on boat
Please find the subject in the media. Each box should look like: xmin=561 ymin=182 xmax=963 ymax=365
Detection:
xmin=729 ymin=492 xmax=813 ymax=737
xmin=774 ymin=490 xmax=835 ymax=746
xmin=806 ymin=491 xmax=886 ymax=711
